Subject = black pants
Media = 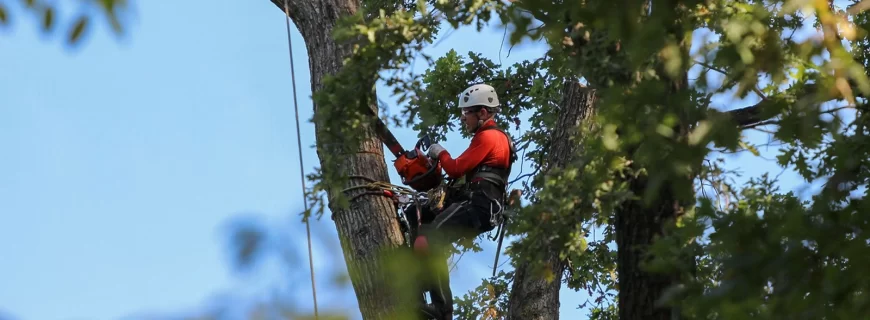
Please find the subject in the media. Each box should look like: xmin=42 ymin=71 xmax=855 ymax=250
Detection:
xmin=405 ymin=193 xmax=498 ymax=320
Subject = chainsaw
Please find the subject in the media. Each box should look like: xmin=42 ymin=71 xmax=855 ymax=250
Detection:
xmin=368 ymin=110 xmax=443 ymax=192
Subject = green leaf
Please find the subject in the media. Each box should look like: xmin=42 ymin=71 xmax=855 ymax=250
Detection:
xmin=689 ymin=120 xmax=712 ymax=145
xmin=41 ymin=6 xmax=54 ymax=32
xmin=0 ymin=4 xmax=7 ymax=25
xmin=108 ymin=13 xmax=123 ymax=34
xmin=68 ymin=16 xmax=88 ymax=45
xmin=738 ymin=140 xmax=760 ymax=156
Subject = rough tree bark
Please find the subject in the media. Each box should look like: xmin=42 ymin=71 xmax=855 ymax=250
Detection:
xmin=615 ymin=176 xmax=692 ymax=320
xmin=507 ymin=81 xmax=598 ymax=320
xmin=267 ymin=1 xmax=406 ymax=318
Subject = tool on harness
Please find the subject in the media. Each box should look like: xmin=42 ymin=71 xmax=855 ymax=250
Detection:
xmin=368 ymin=110 xmax=443 ymax=193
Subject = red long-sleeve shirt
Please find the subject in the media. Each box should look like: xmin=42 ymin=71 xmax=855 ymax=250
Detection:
xmin=436 ymin=119 xmax=512 ymax=179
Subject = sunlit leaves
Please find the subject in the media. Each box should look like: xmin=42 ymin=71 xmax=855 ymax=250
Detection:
xmin=454 ymin=273 xmax=512 ymax=320
xmin=674 ymin=172 xmax=870 ymax=319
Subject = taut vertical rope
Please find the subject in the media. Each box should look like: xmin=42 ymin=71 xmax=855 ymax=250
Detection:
xmin=282 ymin=0 xmax=318 ymax=318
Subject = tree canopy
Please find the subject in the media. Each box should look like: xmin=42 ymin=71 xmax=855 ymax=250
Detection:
xmin=297 ymin=0 xmax=870 ymax=318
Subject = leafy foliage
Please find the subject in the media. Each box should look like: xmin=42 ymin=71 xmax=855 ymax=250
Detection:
xmin=296 ymin=0 xmax=870 ymax=318
xmin=453 ymin=271 xmax=513 ymax=320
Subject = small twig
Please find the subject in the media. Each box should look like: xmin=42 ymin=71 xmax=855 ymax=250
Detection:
xmin=822 ymin=105 xmax=856 ymax=115
xmin=694 ymin=59 xmax=767 ymax=100
xmin=498 ymin=256 xmax=512 ymax=270
xmin=450 ymin=251 xmax=467 ymax=272
xmin=743 ymin=119 xmax=780 ymax=129
xmin=509 ymin=171 xmax=538 ymax=185
xmin=499 ymin=17 xmax=508 ymax=65
xmin=508 ymin=144 xmax=530 ymax=189
xmin=432 ymin=26 xmax=457 ymax=48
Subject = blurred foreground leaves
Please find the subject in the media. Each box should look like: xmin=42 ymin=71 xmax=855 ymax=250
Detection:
xmin=0 ymin=0 xmax=130 ymax=46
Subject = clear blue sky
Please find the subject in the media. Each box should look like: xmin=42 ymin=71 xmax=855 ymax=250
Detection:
xmin=0 ymin=1 xmax=826 ymax=320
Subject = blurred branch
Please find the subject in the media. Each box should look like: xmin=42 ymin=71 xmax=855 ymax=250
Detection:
xmin=694 ymin=60 xmax=767 ymax=100
xmin=723 ymin=77 xmax=866 ymax=128
xmin=743 ymin=119 xmax=780 ymax=129
xmin=847 ymin=0 xmax=870 ymax=15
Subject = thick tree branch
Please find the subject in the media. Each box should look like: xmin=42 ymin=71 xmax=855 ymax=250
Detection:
xmin=725 ymin=81 xmax=865 ymax=128
xmin=268 ymin=0 xmax=358 ymax=40
xmin=267 ymin=0 xmax=312 ymax=28
xmin=725 ymin=103 xmax=769 ymax=128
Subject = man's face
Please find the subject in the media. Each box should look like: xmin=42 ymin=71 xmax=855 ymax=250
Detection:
xmin=460 ymin=107 xmax=479 ymax=133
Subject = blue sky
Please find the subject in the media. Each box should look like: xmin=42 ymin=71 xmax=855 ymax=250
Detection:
xmin=0 ymin=1 xmax=836 ymax=320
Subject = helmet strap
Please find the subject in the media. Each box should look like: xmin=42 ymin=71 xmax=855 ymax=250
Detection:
xmin=466 ymin=106 xmax=496 ymax=133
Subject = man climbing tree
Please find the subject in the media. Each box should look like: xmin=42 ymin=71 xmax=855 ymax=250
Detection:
xmin=406 ymin=83 xmax=517 ymax=320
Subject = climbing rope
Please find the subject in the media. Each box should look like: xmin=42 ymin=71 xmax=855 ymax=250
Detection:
xmin=343 ymin=177 xmax=448 ymax=211
xmin=282 ymin=0 xmax=318 ymax=318
xmin=345 ymin=179 xmax=413 ymax=199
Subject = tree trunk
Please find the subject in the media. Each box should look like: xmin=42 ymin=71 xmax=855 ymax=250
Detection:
xmin=616 ymin=8 xmax=693 ymax=317
xmin=615 ymin=177 xmax=687 ymax=320
xmin=267 ymin=1 xmax=406 ymax=319
xmin=613 ymin=80 xmax=695 ymax=320
xmin=508 ymin=252 xmax=565 ymax=320
xmin=507 ymin=81 xmax=598 ymax=320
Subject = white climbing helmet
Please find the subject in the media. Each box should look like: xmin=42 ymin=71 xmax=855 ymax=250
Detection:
xmin=458 ymin=83 xmax=500 ymax=111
